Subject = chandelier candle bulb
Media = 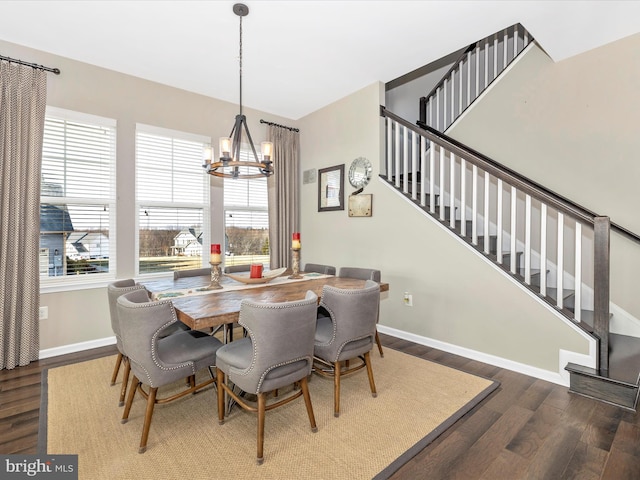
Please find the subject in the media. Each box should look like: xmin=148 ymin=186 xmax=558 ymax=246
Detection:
xmin=210 ymin=244 xmax=221 ymax=263
xmin=219 ymin=137 xmax=232 ymax=160
xmin=261 ymin=141 xmax=273 ymax=162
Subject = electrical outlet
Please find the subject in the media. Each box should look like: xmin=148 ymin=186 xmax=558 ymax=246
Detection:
xmin=403 ymin=292 xmax=413 ymax=307
xmin=39 ymin=306 xmax=48 ymax=320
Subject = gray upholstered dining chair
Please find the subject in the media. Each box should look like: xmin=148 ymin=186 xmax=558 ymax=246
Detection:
xmin=313 ymin=280 xmax=380 ymax=417
xmin=107 ymin=279 xmax=188 ymax=406
xmin=173 ymin=267 xmax=211 ymax=280
xmin=337 ymin=267 xmax=384 ymax=357
xmin=223 ymin=263 xmax=252 ymax=274
xmin=303 ymin=263 xmax=336 ymax=275
xmin=117 ymin=289 xmax=223 ymax=453
xmin=107 ymin=279 xmax=147 ymax=406
xmin=216 ymin=291 xmax=319 ymax=465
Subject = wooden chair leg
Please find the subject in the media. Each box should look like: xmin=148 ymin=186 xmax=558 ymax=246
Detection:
xmin=121 ymin=375 xmax=139 ymax=423
xmin=119 ymin=358 xmax=130 ymax=407
xmin=300 ymin=376 xmax=318 ymax=432
xmin=257 ymin=392 xmax=266 ymax=465
xmin=139 ymin=387 xmax=158 ymax=454
xmin=110 ymin=352 xmax=123 ymax=385
xmin=334 ymin=361 xmax=341 ymax=417
xmin=364 ymin=351 xmax=377 ymax=397
xmin=375 ymin=330 xmax=384 ymax=357
xmin=216 ymin=369 xmax=225 ymax=424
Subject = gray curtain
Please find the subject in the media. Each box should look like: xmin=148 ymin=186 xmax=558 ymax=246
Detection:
xmin=267 ymin=125 xmax=300 ymax=269
xmin=0 ymin=61 xmax=47 ymax=369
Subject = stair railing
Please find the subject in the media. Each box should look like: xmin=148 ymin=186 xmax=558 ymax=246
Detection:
xmin=381 ymin=106 xmax=614 ymax=373
xmin=418 ymin=24 xmax=533 ymax=133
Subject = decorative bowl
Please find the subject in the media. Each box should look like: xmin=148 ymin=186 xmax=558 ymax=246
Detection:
xmin=225 ymin=267 xmax=287 ymax=284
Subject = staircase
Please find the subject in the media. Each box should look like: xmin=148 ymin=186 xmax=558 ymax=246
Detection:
xmin=382 ymin=25 xmax=640 ymax=411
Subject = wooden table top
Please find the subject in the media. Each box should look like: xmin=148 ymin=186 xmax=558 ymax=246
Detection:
xmin=142 ymin=273 xmax=389 ymax=330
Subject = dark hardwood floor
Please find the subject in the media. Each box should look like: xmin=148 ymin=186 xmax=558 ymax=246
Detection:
xmin=1 ymin=334 xmax=639 ymax=478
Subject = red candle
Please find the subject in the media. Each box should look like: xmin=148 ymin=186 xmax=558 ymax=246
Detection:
xmin=210 ymin=244 xmax=221 ymax=263
xmin=250 ymin=264 xmax=263 ymax=278
xmin=292 ymin=232 xmax=301 ymax=249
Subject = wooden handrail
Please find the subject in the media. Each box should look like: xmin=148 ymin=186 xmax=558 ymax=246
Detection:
xmin=383 ymin=106 xmax=640 ymax=245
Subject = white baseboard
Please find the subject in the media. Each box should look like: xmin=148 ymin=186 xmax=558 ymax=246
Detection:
xmin=377 ymin=324 xmax=571 ymax=386
xmin=39 ymin=336 xmax=116 ymax=360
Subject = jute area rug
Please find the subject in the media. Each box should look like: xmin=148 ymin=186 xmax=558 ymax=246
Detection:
xmin=39 ymin=348 xmax=498 ymax=480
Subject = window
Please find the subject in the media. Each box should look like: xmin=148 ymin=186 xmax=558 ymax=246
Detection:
xmin=224 ymin=150 xmax=270 ymax=267
xmin=40 ymin=108 xmax=116 ymax=280
xmin=136 ymin=125 xmax=210 ymax=275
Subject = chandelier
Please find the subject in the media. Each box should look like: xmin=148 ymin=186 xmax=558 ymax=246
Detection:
xmin=203 ymin=3 xmax=273 ymax=179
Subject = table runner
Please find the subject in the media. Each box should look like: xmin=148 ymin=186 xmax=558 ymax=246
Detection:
xmin=151 ymin=272 xmax=331 ymax=300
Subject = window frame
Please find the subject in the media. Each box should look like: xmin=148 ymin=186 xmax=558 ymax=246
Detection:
xmin=135 ymin=123 xmax=211 ymax=277
xmin=39 ymin=107 xmax=117 ymax=292
xmin=223 ymin=147 xmax=270 ymax=267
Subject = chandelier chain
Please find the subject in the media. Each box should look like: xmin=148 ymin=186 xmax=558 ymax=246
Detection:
xmin=239 ymin=15 xmax=243 ymax=115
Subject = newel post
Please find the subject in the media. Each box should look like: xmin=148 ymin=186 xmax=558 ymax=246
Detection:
xmin=593 ymin=216 xmax=611 ymax=375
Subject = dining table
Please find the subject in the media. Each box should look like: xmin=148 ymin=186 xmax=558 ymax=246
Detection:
xmin=141 ymin=270 xmax=389 ymax=331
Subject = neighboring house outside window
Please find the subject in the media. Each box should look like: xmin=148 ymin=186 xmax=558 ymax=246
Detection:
xmin=40 ymin=108 xmax=116 ymax=280
xmin=136 ymin=124 xmax=210 ymax=275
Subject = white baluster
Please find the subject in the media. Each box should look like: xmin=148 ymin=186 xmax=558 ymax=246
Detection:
xmin=510 ymin=186 xmax=517 ymax=274
xmin=411 ymin=130 xmax=418 ymax=201
xmin=540 ymin=203 xmax=547 ymax=296
xmin=460 ymin=159 xmax=467 ymax=237
xmin=443 ymin=78 xmax=448 ymax=130
xmin=429 ymin=142 xmax=436 ymax=214
xmin=493 ymin=33 xmax=498 ymax=80
xmin=574 ymin=222 xmax=582 ymax=322
xmin=484 ymin=171 xmax=490 ymax=254
xmin=402 ymin=125 xmax=409 ymax=194
xmin=466 ymin=51 xmax=472 ymax=110
xmin=439 ymin=147 xmax=445 ymax=221
xmin=394 ymin=121 xmax=400 ymax=188
xmin=557 ymin=212 xmax=564 ymax=309
xmin=386 ymin=119 xmax=392 ymax=180
xmin=450 ymin=153 xmax=456 ymax=228
xmin=497 ymin=179 xmax=503 ymax=265
xmin=420 ymin=136 xmax=426 ymax=207
xmin=525 ymin=195 xmax=531 ymax=284
xmin=472 ymin=165 xmax=478 ymax=245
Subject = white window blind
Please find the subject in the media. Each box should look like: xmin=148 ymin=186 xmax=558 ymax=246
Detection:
xmin=136 ymin=125 xmax=210 ymax=275
xmin=40 ymin=108 xmax=116 ymax=279
xmin=224 ymin=151 xmax=270 ymax=266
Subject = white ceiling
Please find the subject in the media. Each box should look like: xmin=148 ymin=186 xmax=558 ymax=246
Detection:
xmin=2 ymin=1 xmax=639 ymax=120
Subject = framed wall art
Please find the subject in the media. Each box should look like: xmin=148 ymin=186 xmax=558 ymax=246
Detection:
xmin=318 ymin=164 xmax=344 ymax=212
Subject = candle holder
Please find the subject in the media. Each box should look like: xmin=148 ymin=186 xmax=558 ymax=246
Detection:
xmin=205 ymin=261 xmax=223 ymax=290
xmin=288 ymin=248 xmax=303 ymax=279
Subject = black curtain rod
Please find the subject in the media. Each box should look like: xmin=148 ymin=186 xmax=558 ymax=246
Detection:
xmin=0 ymin=54 xmax=61 ymax=75
xmin=260 ymin=119 xmax=299 ymax=133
